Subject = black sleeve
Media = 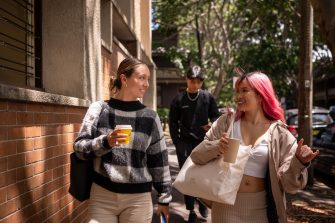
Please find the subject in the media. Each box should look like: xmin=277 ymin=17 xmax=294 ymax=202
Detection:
xmin=208 ymin=94 xmax=220 ymax=123
xmin=169 ymin=95 xmax=181 ymax=145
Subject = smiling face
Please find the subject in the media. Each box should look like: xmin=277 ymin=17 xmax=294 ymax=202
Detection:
xmin=235 ymin=79 xmax=261 ymax=112
xmin=121 ymin=64 xmax=150 ymax=99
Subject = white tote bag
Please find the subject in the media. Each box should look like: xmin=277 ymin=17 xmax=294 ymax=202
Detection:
xmin=173 ymin=114 xmax=251 ymax=205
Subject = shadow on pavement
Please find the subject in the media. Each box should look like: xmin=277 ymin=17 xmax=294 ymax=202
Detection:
xmin=152 ymin=161 xmax=188 ymax=222
xmin=287 ymin=181 xmax=335 ymax=223
xmin=313 ymin=147 xmax=335 ymax=187
xmin=151 ymin=144 xmax=210 ymax=223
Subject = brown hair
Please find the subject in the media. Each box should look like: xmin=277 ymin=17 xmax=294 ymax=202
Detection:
xmin=110 ymin=58 xmax=147 ymax=93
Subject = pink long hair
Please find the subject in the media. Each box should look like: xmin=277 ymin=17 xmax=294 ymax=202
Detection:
xmin=235 ymin=72 xmax=285 ymax=122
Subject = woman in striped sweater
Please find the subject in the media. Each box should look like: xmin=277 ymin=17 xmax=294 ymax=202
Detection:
xmin=74 ymin=58 xmax=172 ymax=223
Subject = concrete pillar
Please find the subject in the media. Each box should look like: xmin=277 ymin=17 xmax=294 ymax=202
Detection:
xmin=42 ymin=0 xmax=102 ymax=102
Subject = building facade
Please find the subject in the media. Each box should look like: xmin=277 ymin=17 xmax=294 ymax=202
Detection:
xmin=152 ymin=30 xmax=186 ymax=108
xmin=0 ymin=0 xmax=154 ymax=222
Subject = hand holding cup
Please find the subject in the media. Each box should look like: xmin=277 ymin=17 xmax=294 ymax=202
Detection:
xmin=218 ymin=133 xmax=229 ymax=154
xmin=107 ymin=125 xmax=132 ymax=147
xmin=218 ymin=132 xmax=240 ymax=163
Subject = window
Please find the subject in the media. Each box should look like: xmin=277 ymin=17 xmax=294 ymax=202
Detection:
xmin=0 ymin=0 xmax=41 ymax=88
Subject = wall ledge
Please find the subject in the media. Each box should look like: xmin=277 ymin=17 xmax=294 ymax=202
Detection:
xmin=0 ymin=83 xmax=90 ymax=107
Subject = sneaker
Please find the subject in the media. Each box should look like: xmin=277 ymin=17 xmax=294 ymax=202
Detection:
xmin=198 ymin=202 xmax=208 ymax=218
xmin=187 ymin=210 xmax=197 ymax=223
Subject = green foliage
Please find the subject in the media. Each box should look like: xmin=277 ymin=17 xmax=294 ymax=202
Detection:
xmin=235 ymin=42 xmax=299 ymax=99
xmin=233 ymin=0 xmax=300 ymax=100
xmin=157 ymin=107 xmax=169 ymax=122
xmin=153 ymin=0 xmax=332 ymax=106
xmin=217 ymin=80 xmax=236 ymax=107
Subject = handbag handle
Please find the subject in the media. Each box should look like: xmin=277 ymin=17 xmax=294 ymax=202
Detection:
xmin=226 ymin=112 xmax=235 ymax=138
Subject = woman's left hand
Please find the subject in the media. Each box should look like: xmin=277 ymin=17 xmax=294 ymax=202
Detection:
xmin=295 ymin=138 xmax=320 ymax=164
xmin=157 ymin=204 xmax=169 ymax=223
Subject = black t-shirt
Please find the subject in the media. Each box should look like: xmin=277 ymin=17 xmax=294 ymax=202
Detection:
xmin=182 ymin=92 xmax=198 ymax=130
xmin=169 ymin=90 xmax=220 ymax=144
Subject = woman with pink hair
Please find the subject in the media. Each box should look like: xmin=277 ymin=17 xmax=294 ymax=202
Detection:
xmin=190 ymin=71 xmax=319 ymax=223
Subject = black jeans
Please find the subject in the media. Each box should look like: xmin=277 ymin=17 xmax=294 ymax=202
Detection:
xmin=175 ymin=138 xmax=205 ymax=211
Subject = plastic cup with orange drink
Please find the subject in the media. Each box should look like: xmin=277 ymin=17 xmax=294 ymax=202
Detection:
xmin=115 ymin=125 xmax=132 ymax=145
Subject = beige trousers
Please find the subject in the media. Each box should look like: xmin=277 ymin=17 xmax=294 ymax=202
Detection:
xmin=87 ymin=183 xmax=153 ymax=223
xmin=211 ymin=190 xmax=268 ymax=223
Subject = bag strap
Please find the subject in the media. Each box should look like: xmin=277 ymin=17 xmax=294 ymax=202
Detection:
xmin=226 ymin=113 xmax=235 ymax=137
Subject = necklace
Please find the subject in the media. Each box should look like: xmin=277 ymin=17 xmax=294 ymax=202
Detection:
xmin=187 ymin=89 xmax=200 ymax=101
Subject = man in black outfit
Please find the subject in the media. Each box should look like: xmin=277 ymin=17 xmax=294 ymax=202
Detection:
xmin=169 ymin=65 xmax=220 ymax=223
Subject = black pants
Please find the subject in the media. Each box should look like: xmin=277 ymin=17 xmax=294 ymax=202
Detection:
xmin=175 ymin=139 xmax=206 ymax=211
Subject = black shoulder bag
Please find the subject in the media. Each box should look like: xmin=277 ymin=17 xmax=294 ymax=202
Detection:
xmin=68 ymin=100 xmax=106 ymax=201
xmin=68 ymin=152 xmax=94 ymax=201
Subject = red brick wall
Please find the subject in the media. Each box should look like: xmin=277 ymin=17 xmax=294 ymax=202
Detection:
xmin=0 ymin=99 xmax=88 ymax=223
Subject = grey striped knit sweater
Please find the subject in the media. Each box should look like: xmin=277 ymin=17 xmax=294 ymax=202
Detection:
xmin=73 ymin=98 xmax=172 ymax=204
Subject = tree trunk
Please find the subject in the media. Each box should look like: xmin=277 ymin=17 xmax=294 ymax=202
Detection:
xmin=298 ymin=0 xmax=314 ymax=186
xmin=212 ymin=69 xmax=227 ymax=99
xmin=195 ymin=14 xmax=203 ymax=66
xmin=311 ymin=0 xmax=335 ymax=64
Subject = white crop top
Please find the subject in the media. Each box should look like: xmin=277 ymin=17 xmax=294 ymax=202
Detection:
xmin=232 ymin=120 xmax=269 ymax=178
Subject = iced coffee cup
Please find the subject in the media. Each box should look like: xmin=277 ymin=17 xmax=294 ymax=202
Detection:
xmin=115 ymin=125 xmax=132 ymax=145
xmin=224 ymin=137 xmax=240 ymax=163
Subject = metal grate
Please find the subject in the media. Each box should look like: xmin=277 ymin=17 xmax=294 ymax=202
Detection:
xmin=0 ymin=0 xmax=41 ymax=88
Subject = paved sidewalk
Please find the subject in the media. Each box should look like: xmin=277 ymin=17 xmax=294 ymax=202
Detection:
xmin=152 ymin=144 xmax=211 ymax=223
xmin=287 ymin=180 xmax=335 ymax=222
